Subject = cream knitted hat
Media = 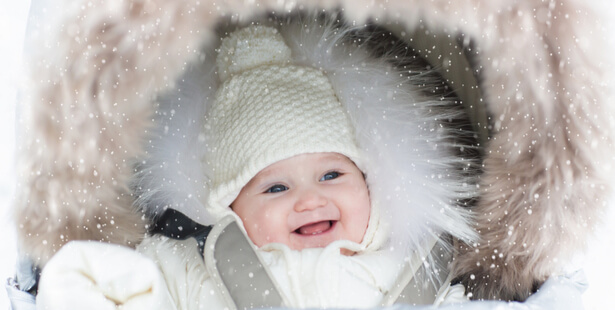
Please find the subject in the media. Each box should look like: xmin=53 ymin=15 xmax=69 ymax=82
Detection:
xmin=204 ymin=25 xmax=363 ymax=221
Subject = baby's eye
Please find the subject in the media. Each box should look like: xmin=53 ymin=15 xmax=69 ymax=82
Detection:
xmin=320 ymin=171 xmax=341 ymax=181
xmin=265 ymin=184 xmax=288 ymax=193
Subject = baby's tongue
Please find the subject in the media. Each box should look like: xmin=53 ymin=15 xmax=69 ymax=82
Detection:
xmin=299 ymin=221 xmax=331 ymax=235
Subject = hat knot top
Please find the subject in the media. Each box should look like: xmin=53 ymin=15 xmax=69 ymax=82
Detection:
xmin=216 ymin=26 xmax=292 ymax=81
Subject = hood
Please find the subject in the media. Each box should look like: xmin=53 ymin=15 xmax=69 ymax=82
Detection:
xmin=15 ymin=0 xmax=615 ymax=302
xmin=134 ymin=17 xmax=479 ymax=259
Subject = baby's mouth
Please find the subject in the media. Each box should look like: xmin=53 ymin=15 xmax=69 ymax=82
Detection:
xmin=295 ymin=220 xmax=335 ymax=235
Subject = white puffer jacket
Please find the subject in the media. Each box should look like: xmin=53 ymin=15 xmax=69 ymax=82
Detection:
xmin=37 ymin=231 xmax=468 ymax=309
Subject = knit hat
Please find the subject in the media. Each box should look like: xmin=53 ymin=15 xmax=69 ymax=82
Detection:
xmin=204 ymin=25 xmax=364 ymax=221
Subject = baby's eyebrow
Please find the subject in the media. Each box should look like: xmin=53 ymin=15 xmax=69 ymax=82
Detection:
xmin=245 ymin=167 xmax=283 ymax=187
xmin=322 ymin=154 xmax=354 ymax=166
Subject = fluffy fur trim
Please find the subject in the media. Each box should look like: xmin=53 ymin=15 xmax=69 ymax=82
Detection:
xmin=16 ymin=0 xmax=615 ymax=302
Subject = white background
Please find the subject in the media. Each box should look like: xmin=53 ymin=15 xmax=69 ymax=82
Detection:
xmin=0 ymin=0 xmax=29 ymax=307
xmin=1 ymin=1 xmax=614 ymax=309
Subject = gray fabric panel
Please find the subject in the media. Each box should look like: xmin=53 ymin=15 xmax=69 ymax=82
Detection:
xmin=393 ymin=237 xmax=454 ymax=305
xmin=394 ymin=262 xmax=436 ymax=305
xmin=214 ymin=221 xmax=283 ymax=309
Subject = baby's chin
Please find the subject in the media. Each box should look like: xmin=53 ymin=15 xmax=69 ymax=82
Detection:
xmin=288 ymin=237 xmax=360 ymax=256
xmin=260 ymin=241 xmax=359 ymax=256
xmin=253 ymin=222 xmax=362 ymax=255
xmin=287 ymin=243 xmax=357 ymax=256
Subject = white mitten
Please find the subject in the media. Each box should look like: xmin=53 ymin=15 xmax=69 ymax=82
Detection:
xmin=37 ymin=241 xmax=177 ymax=310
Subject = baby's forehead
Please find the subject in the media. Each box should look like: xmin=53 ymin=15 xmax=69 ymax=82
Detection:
xmin=248 ymin=152 xmax=354 ymax=181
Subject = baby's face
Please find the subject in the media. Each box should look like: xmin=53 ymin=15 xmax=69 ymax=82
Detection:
xmin=232 ymin=152 xmax=370 ymax=255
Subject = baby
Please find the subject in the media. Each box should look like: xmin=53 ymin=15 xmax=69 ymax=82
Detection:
xmin=37 ymin=22 xmax=471 ymax=310
xmin=197 ymin=25 xmax=385 ymax=261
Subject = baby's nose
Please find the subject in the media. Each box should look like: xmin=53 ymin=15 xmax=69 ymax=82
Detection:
xmin=293 ymin=189 xmax=328 ymax=212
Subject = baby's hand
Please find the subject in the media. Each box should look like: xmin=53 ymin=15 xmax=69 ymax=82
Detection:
xmin=37 ymin=241 xmax=176 ymax=310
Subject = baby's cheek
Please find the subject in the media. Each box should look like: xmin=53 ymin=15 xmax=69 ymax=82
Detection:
xmin=245 ymin=226 xmax=266 ymax=247
xmin=248 ymin=222 xmax=261 ymax=233
xmin=247 ymin=212 xmax=275 ymax=246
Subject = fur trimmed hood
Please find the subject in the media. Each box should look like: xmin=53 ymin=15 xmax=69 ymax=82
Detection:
xmin=15 ymin=0 xmax=615 ymax=302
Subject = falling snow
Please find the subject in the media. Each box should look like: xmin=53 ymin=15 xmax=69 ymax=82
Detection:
xmin=2 ymin=1 xmax=615 ymax=309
